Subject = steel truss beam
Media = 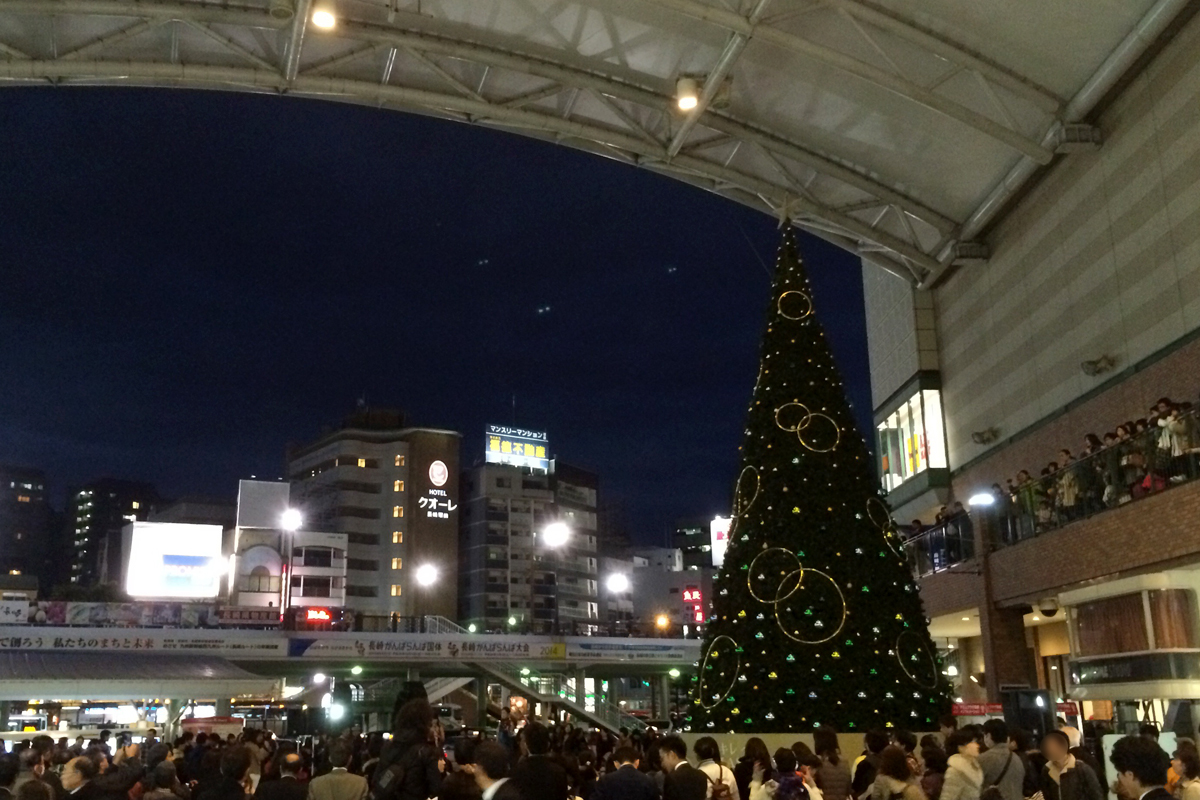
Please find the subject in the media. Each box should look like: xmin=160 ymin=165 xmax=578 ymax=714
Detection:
xmin=0 ymin=58 xmax=941 ymax=277
xmin=646 ymin=0 xmax=1055 ymax=164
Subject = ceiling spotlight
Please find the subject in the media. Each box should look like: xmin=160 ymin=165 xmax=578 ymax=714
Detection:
xmin=968 ymin=493 xmax=994 ymax=507
xmin=311 ymin=8 xmax=336 ymax=28
xmin=676 ymin=77 xmax=699 ymax=111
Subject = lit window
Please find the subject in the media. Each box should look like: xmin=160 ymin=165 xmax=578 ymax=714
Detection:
xmin=394 ymin=480 xmax=405 ymax=492
xmin=877 ymin=386 xmax=948 ymax=493
xmin=392 ymin=558 xmax=402 ymax=570
xmin=15 ymin=533 xmax=22 ymax=541
xmin=395 ymin=455 xmax=405 ymax=467
xmin=390 ymin=584 xmax=402 ymax=597
xmin=357 ymin=458 xmax=366 ymax=468
xmin=132 ymin=501 xmax=140 ymax=510
xmin=393 ymin=506 xmax=404 ymax=518
xmin=8 ymin=570 xmax=19 ymax=576
xmin=392 ymin=531 xmax=403 ymax=544
xmin=16 ymin=495 xmax=30 ymax=503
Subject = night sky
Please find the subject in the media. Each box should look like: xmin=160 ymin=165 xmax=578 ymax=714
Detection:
xmin=0 ymin=88 xmax=870 ymax=543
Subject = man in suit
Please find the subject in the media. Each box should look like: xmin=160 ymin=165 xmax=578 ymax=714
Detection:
xmin=1111 ymin=736 xmax=1172 ymax=800
xmin=474 ymin=742 xmax=522 ymax=800
xmin=510 ymin=724 xmax=569 ymax=800
xmin=593 ymin=746 xmax=658 ymax=800
xmin=659 ymin=737 xmax=705 ymax=800
xmin=307 ymin=745 xmax=367 ymax=800
xmin=255 ymin=754 xmax=307 ymax=800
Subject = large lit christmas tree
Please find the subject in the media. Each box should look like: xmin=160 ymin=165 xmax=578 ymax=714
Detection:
xmin=688 ymin=226 xmax=951 ymax=734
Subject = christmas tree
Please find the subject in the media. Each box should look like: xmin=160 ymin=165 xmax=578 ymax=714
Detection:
xmin=689 ymin=226 xmax=951 ymax=734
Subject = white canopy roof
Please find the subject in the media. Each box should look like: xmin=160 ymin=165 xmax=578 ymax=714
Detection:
xmin=0 ymin=0 xmax=1189 ymax=283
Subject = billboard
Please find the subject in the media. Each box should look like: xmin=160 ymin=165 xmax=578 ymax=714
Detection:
xmin=123 ymin=522 xmax=224 ymax=599
xmin=485 ymin=425 xmax=550 ymax=471
xmin=710 ymin=517 xmax=731 ymax=568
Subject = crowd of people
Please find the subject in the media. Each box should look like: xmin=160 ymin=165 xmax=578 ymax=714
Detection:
xmin=0 ymin=706 xmax=1196 ymax=800
xmin=904 ymin=396 xmax=1200 ymax=566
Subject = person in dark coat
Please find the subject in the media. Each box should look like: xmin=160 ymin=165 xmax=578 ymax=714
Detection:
xmin=194 ymin=747 xmax=251 ymax=800
xmin=659 ymin=738 xmax=705 ymax=800
xmin=370 ymin=700 xmax=443 ymax=800
xmin=510 ymin=725 xmax=569 ymax=800
xmin=592 ymin=747 xmax=658 ymax=800
xmin=0 ymin=753 xmax=19 ymax=800
xmin=1111 ymin=736 xmax=1171 ymax=800
xmin=254 ymin=755 xmax=306 ymax=800
xmin=473 ymin=743 xmax=522 ymax=800
xmin=1038 ymin=732 xmax=1102 ymax=800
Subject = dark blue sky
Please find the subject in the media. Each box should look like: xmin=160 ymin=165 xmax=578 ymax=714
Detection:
xmin=0 ymin=88 xmax=870 ymax=543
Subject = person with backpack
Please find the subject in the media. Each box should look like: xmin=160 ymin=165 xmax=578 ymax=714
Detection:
xmin=869 ymin=747 xmax=925 ymax=800
xmin=940 ymin=732 xmax=982 ymax=800
xmin=369 ymin=700 xmax=444 ymax=800
xmin=694 ymin=738 xmax=735 ymax=800
xmin=750 ymin=749 xmax=810 ymax=800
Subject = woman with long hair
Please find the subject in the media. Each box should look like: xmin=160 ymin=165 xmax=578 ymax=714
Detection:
xmin=814 ymin=727 xmax=852 ymax=800
xmin=371 ymin=699 xmax=444 ymax=800
xmin=736 ymin=738 xmax=774 ymax=800
xmin=870 ymin=747 xmax=926 ymax=800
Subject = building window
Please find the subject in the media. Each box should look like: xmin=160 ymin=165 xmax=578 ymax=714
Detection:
xmin=392 ymin=531 xmax=403 ymax=544
xmin=395 ymin=455 xmax=405 ymax=467
xmin=877 ymin=387 xmax=948 ymax=493
xmin=16 ymin=495 xmax=29 ymax=503
xmin=393 ymin=506 xmax=404 ymax=518
xmin=8 ymin=570 xmax=20 ymax=576
xmin=394 ymin=480 xmax=405 ymax=492
xmin=357 ymin=458 xmax=367 ymax=468
xmin=132 ymin=501 xmax=140 ymax=510
xmin=391 ymin=584 xmax=402 ymax=597
xmin=392 ymin=557 xmax=402 ymax=570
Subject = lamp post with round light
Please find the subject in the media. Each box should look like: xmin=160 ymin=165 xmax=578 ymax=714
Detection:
xmin=540 ymin=522 xmax=570 ymax=635
xmin=414 ymin=564 xmax=438 ymax=632
xmin=280 ymin=509 xmax=302 ymax=613
xmin=604 ymin=573 xmax=631 ymax=635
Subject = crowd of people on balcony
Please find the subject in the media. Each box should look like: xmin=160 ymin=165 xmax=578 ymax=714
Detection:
xmin=904 ymin=396 xmax=1200 ymax=558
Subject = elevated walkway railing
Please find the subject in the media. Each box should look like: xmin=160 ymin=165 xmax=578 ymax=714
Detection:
xmin=423 ymin=616 xmax=646 ymax=734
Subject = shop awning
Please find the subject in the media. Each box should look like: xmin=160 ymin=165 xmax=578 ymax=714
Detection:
xmin=0 ymin=651 xmax=276 ymax=700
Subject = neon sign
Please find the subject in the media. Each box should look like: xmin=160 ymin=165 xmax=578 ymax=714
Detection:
xmin=305 ymin=608 xmax=332 ymax=622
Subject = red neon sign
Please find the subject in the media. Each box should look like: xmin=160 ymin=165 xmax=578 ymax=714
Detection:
xmin=683 ymin=587 xmax=702 ymax=603
xmin=306 ymin=608 xmax=332 ymax=622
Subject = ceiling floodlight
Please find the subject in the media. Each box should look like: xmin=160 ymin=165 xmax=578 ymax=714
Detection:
xmin=676 ymin=77 xmax=699 ymax=111
xmin=311 ymin=7 xmax=336 ymax=28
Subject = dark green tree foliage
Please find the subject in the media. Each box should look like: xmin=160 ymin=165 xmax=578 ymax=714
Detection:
xmin=688 ymin=227 xmax=951 ymax=733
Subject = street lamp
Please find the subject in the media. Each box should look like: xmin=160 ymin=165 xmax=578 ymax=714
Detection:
xmin=280 ymin=509 xmax=302 ymax=611
xmin=541 ymin=522 xmax=570 ymax=548
xmin=416 ymin=564 xmax=438 ymax=587
xmin=540 ymin=522 xmax=571 ymax=635
xmin=605 ymin=573 xmax=630 ymax=593
xmin=655 ymin=614 xmax=670 ymax=633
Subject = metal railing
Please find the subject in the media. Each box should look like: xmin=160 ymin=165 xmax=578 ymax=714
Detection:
xmin=423 ymin=615 xmax=647 ymax=733
xmin=903 ymin=406 xmax=1200 ymax=576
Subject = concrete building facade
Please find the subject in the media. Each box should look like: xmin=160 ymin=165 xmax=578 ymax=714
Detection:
xmin=286 ymin=409 xmax=460 ymax=619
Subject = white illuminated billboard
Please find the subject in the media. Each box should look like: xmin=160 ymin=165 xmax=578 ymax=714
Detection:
xmin=124 ymin=522 xmax=224 ymax=599
xmin=485 ymin=425 xmax=550 ymax=471
xmin=710 ymin=517 xmax=731 ymax=568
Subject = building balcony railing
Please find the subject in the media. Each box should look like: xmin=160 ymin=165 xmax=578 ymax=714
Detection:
xmin=904 ymin=407 xmax=1200 ymax=577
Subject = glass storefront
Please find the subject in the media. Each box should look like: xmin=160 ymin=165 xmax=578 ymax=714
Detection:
xmin=877 ymin=388 xmax=948 ymax=492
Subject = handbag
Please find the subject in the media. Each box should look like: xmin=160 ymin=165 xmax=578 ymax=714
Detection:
xmin=981 ymin=753 xmax=1014 ymax=800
